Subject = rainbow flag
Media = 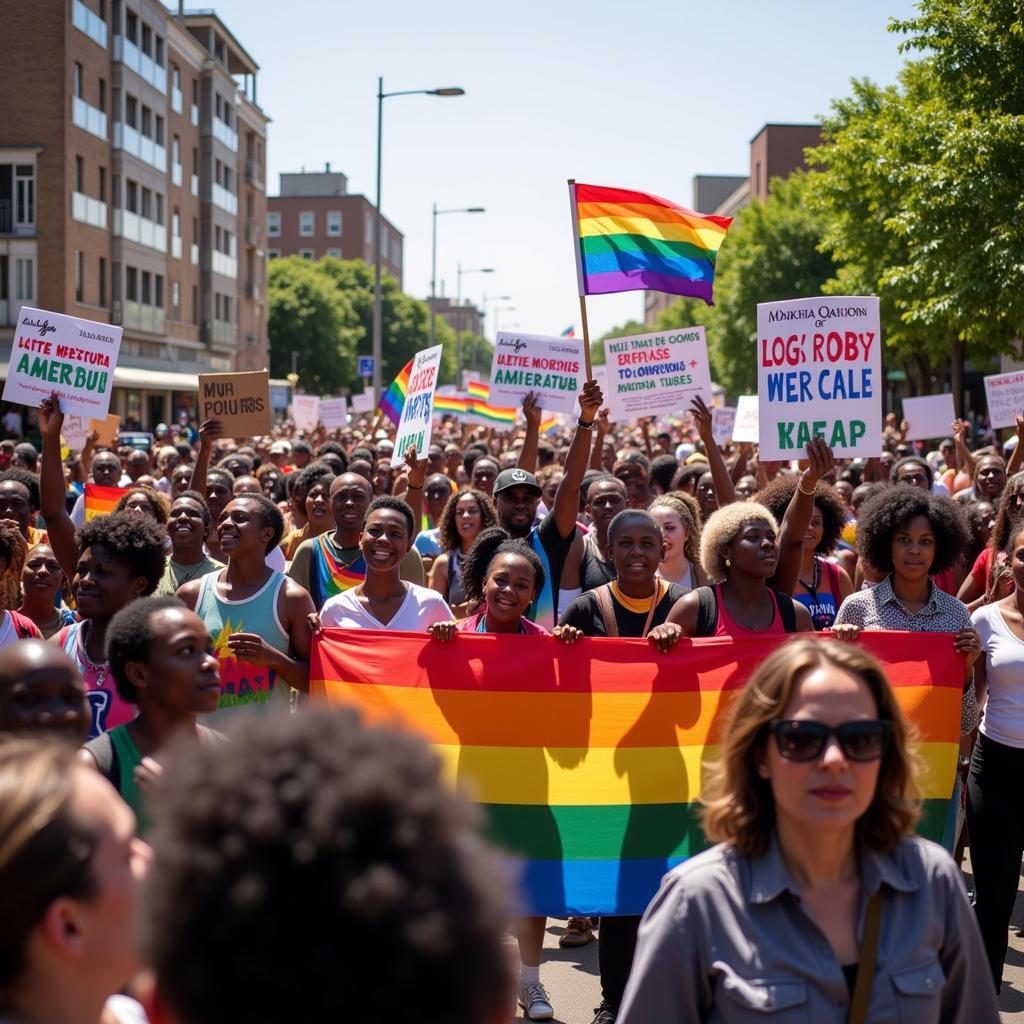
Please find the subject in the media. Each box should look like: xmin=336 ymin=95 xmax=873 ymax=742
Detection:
xmin=433 ymin=394 xmax=472 ymax=417
xmin=311 ymin=630 xmax=961 ymax=916
xmin=569 ymin=181 xmax=733 ymax=306
xmin=466 ymin=380 xmax=490 ymax=401
xmin=540 ymin=415 xmax=559 ymax=433
xmin=462 ymin=381 xmax=517 ymax=427
xmin=560 ymin=325 xmax=576 ymax=337
xmin=377 ymin=358 xmax=413 ymax=427
xmin=84 ymin=483 xmax=127 ymax=522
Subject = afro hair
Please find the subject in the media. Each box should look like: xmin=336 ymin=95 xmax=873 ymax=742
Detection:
xmin=699 ymin=501 xmax=778 ymax=582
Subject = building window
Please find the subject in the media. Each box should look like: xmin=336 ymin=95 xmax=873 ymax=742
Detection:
xmin=172 ymin=64 xmax=180 ymax=91
xmin=125 ymin=266 xmax=137 ymax=301
xmin=15 ymin=258 xmax=34 ymax=301
xmin=392 ymin=236 xmax=401 ymax=267
xmin=325 ymin=248 xmax=342 ymax=259
xmin=192 ymin=285 xmax=198 ymax=324
xmin=140 ymin=186 xmax=152 ymax=220
xmin=298 ymin=249 xmax=314 ymax=260
xmin=73 ymin=63 xmax=83 ymax=97
xmin=155 ymin=114 xmax=164 ymax=146
xmin=75 ymin=252 xmax=84 ymax=303
xmin=267 ymin=249 xmax=280 ymax=260
xmin=299 ymin=211 xmax=314 ymax=236
xmin=141 ymin=270 xmax=151 ymax=305
xmin=98 ymin=166 xmax=106 ymax=202
xmin=125 ymin=10 xmax=137 ymax=43
xmin=381 ymin=232 xmax=389 ymax=259
xmin=327 ymin=210 xmax=342 ymax=236
xmin=267 ymin=211 xmax=280 ymax=236
xmin=125 ymin=95 xmax=137 ymax=128
xmin=171 ymin=280 xmax=180 ymax=319
xmin=141 ymin=22 xmax=151 ymax=55
xmin=98 ymin=257 xmax=106 ymax=306
xmin=155 ymin=274 xmax=164 ymax=308
xmin=98 ymin=78 xmax=106 ymax=112
xmin=75 ymin=156 xmax=84 ymax=193
xmin=126 ymin=180 xmax=138 ymax=213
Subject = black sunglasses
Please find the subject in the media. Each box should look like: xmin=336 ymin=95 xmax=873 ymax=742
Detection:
xmin=768 ymin=719 xmax=891 ymax=763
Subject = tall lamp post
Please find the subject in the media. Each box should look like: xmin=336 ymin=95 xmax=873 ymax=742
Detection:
xmin=481 ymin=293 xmax=511 ymax=339
xmin=373 ymin=79 xmax=464 ymax=407
xmin=430 ymin=205 xmax=484 ymax=350
xmin=494 ymin=304 xmax=517 ymax=336
xmin=455 ymin=265 xmax=493 ymax=383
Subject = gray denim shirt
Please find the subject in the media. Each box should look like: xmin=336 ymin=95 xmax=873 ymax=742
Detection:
xmin=619 ymin=835 xmax=998 ymax=1023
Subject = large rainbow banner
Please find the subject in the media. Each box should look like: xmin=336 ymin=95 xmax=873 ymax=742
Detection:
xmin=311 ymin=630 xmax=961 ymax=916
xmin=84 ymin=483 xmax=127 ymax=521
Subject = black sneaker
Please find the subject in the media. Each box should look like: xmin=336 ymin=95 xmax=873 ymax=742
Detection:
xmin=591 ymin=1002 xmax=617 ymax=1024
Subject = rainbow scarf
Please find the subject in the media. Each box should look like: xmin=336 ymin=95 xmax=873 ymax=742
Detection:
xmin=570 ymin=181 xmax=733 ymax=306
xmin=377 ymin=358 xmax=413 ymax=427
xmin=84 ymin=483 xmax=127 ymax=521
xmin=311 ymin=630 xmax=961 ymax=916
xmin=310 ymin=534 xmax=367 ymax=609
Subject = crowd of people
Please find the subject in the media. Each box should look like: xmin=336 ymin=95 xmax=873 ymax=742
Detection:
xmin=0 ymin=385 xmax=1018 ymax=1022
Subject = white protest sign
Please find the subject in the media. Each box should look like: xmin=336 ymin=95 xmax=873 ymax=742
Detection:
xmin=603 ymin=326 xmax=713 ymax=422
xmin=489 ymin=332 xmax=585 ymax=415
xmin=756 ymin=296 xmax=881 ymax=460
xmin=984 ymin=371 xmax=1024 ymax=431
xmin=3 ymin=306 xmax=121 ymax=417
xmin=712 ymin=407 xmax=737 ymax=446
xmin=292 ymin=395 xmax=320 ymax=431
xmin=319 ymin=396 xmax=348 ymax=428
xmin=61 ymin=414 xmax=90 ymax=449
xmin=902 ymin=394 xmax=955 ymax=442
xmin=390 ymin=344 xmax=443 ymax=467
xmin=732 ymin=396 xmax=760 ymax=443
xmin=351 ymin=388 xmax=375 ymax=414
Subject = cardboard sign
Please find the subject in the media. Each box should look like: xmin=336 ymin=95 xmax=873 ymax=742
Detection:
xmin=292 ymin=395 xmax=320 ymax=431
xmin=984 ymin=371 xmax=1024 ymax=431
xmin=902 ymin=394 xmax=955 ymax=442
xmin=732 ymin=396 xmax=760 ymax=443
xmin=756 ymin=296 xmax=882 ymax=460
xmin=93 ymin=414 xmax=121 ymax=447
xmin=711 ymin=406 xmax=737 ymax=446
xmin=197 ymin=370 xmax=272 ymax=437
xmin=390 ymin=345 xmax=443 ymax=468
xmin=319 ymin=397 xmax=348 ymax=429
xmin=3 ymin=305 xmax=122 ymax=417
xmin=351 ymin=388 xmax=375 ymax=414
xmin=603 ymin=326 xmax=713 ymax=422
xmin=489 ymin=332 xmax=585 ymax=415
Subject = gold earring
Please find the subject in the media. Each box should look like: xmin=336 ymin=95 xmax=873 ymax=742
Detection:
xmin=725 ymin=557 xmax=731 ymax=567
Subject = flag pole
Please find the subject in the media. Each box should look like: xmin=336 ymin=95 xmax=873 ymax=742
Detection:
xmin=567 ymin=179 xmax=593 ymax=382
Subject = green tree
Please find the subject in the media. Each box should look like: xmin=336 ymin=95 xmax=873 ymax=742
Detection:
xmin=456 ymin=330 xmax=494 ymax=378
xmin=593 ymin=318 xmax=646 ymax=366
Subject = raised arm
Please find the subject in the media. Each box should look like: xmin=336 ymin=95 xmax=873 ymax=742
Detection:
xmin=552 ymin=380 xmax=602 ymax=539
xmin=400 ymin=445 xmax=425 ymax=541
xmin=691 ymin=396 xmax=736 ymax=507
xmin=953 ymin=419 xmax=976 ymax=477
xmin=589 ymin=408 xmax=611 ymax=471
xmin=188 ymin=418 xmax=223 ymax=496
xmin=1007 ymin=416 xmax=1024 ymax=478
xmin=37 ymin=394 xmax=79 ymax=581
xmin=516 ymin=391 xmax=541 ymax=473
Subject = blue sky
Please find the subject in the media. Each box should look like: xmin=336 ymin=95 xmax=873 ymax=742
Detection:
xmin=213 ymin=0 xmax=919 ymax=340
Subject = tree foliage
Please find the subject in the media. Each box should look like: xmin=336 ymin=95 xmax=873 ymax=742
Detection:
xmin=591 ymin=319 xmax=647 ymax=366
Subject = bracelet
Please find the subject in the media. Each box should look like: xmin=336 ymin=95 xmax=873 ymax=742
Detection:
xmin=797 ymin=479 xmax=816 ymax=496
xmin=577 ymin=418 xmax=595 ymax=431
xmin=406 ymin=483 xmax=422 ymax=490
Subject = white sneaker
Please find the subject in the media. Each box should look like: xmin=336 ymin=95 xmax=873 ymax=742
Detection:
xmin=518 ymin=980 xmax=554 ymax=1020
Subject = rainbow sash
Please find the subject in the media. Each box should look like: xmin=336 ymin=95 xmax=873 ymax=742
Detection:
xmin=310 ymin=534 xmax=367 ymax=609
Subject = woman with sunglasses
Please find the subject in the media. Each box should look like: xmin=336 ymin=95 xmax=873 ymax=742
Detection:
xmin=618 ymin=639 xmax=996 ymax=1022
xmin=956 ymin=471 xmax=1024 ymax=611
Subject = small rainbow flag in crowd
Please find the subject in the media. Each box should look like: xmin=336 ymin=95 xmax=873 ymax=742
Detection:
xmin=377 ymin=358 xmax=413 ymax=426
xmin=464 ymin=381 xmax=517 ymax=427
xmin=84 ymin=483 xmax=127 ymax=522
xmin=560 ymin=325 xmax=576 ymax=337
xmin=539 ymin=415 xmax=559 ymax=433
xmin=569 ymin=181 xmax=733 ymax=306
xmin=312 ymin=630 xmax=960 ymax=916
xmin=433 ymin=394 xmax=472 ymax=417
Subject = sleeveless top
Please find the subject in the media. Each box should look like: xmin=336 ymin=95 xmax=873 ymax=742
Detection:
xmin=793 ymin=556 xmax=842 ymax=631
xmin=580 ymin=530 xmax=616 ymax=592
xmin=309 ymin=533 xmax=367 ymax=609
xmin=195 ymin=570 xmax=291 ymax=727
xmin=59 ymin=620 xmax=137 ymax=738
xmin=713 ymin=584 xmax=788 ymax=638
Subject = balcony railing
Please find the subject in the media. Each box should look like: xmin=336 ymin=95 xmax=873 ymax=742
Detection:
xmin=72 ymin=0 xmax=107 ymax=47
xmin=245 ymin=278 xmax=260 ymax=299
xmin=171 ymin=87 xmax=183 ymax=115
xmin=212 ymin=183 xmax=237 ymax=215
xmin=211 ymin=251 xmax=237 ymax=279
xmin=72 ymin=96 xmax=108 ymax=140
xmin=211 ymin=118 xmax=239 ymax=152
xmin=245 ymin=218 xmax=261 ymax=246
xmin=71 ymin=192 xmax=107 ymax=229
xmin=210 ymin=319 xmax=237 ymax=345
xmin=245 ymin=159 xmax=263 ymax=186
xmin=113 ymin=36 xmax=166 ymax=94
xmin=113 ymin=209 xmax=167 ymax=252
xmin=114 ymin=300 xmax=166 ymax=334
xmin=113 ymin=122 xmax=166 ymax=172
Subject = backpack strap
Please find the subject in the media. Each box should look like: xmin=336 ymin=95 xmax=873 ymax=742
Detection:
xmin=593 ymin=584 xmax=619 ymax=638
xmin=770 ymin=587 xmax=798 ymax=633
xmin=694 ymin=585 xmax=718 ymax=638
xmin=85 ymin=731 xmax=120 ymax=787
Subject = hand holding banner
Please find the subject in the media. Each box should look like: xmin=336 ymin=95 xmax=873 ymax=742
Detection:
xmin=390 ymin=345 xmax=443 ymax=468
xmin=489 ymin=332 xmax=585 ymax=415
xmin=902 ymin=394 xmax=955 ymax=442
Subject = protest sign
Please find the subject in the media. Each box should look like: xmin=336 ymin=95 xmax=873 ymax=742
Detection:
xmin=390 ymin=344 xmax=442 ymax=468
xmin=732 ymin=396 xmax=759 ymax=443
xmin=197 ymin=370 xmax=272 ymax=437
xmin=490 ymin=332 xmax=585 ymax=415
xmin=292 ymin=394 xmax=320 ymax=431
xmin=351 ymin=388 xmax=375 ymax=414
xmin=93 ymin=414 xmax=120 ymax=447
xmin=903 ymin=394 xmax=955 ymax=442
xmin=61 ymin=414 xmax=90 ymax=449
xmin=711 ymin=406 xmax=736 ymax=446
xmin=984 ymin=371 xmax=1024 ymax=431
xmin=603 ymin=326 xmax=713 ymax=421
xmin=2 ymin=306 xmax=121 ymax=418
xmin=319 ymin=397 xmax=348 ymax=429
xmin=756 ymin=296 xmax=881 ymax=460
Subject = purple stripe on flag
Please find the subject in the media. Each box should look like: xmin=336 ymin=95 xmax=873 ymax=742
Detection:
xmin=582 ymin=269 xmax=715 ymax=305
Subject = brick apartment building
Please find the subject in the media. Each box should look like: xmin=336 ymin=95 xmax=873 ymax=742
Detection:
xmin=431 ymin=295 xmax=482 ymax=336
xmin=0 ymin=0 xmax=273 ymax=430
xmin=266 ymin=166 xmax=403 ymax=286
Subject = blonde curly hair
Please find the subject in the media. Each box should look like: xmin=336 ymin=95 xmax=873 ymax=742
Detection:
xmin=699 ymin=501 xmax=778 ymax=582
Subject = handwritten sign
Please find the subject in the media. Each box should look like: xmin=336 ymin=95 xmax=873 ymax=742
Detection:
xmin=902 ymin=394 xmax=955 ymax=442
xmin=711 ymin=406 xmax=737 ymax=446
xmin=756 ymin=296 xmax=881 ymax=460
xmin=197 ymin=370 xmax=271 ymax=437
xmin=732 ymin=396 xmax=760 ymax=443
xmin=292 ymin=395 xmax=320 ymax=431
xmin=984 ymin=371 xmax=1024 ymax=431
xmin=603 ymin=326 xmax=713 ymax=422
xmin=93 ymin=414 xmax=121 ymax=447
xmin=61 ymin=414 xmax=90 ymax=449
xmin=319 ymin=397 xmax=348 ymax=429
xmin=351 ymin=388 xmax=375 ymax=414
xmin=489 ymin=332 xmax=585 ymax=415
xmin=2 ymin=306 xmax=121 ymax=417
xmin=390 ymin=345 xmax=443 ymax=468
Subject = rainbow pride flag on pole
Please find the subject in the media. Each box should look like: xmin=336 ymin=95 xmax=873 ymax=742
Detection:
xmin=569 ymin=181 xmax=733 ymax=306
xmin=84 ymin=483 xmax=127 ymax=522
xmin=377 ymin=358 xmax=413 ymax=427
xmin=311 ymin=630 xmax=961 ymax=916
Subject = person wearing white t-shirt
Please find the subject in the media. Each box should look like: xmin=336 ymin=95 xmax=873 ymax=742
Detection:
xmin=318 ymin=496 xmax=452 ymax=632
xmin=968 ymin=521 xmax=1024 ymax=991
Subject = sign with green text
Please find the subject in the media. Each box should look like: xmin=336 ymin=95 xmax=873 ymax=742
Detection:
xmin=490 ymin=332 xmax=585 ymax=415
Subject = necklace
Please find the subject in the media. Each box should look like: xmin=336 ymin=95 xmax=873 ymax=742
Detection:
xmin=75 ymin=621 xmax=108 ymax=689
xmin=798 ymin=557 xmax=821 ymax=596
xmin=173 ymin=557 xmax=209 ymax=587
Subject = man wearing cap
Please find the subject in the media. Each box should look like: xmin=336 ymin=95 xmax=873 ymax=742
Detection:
xmin=492 ymin=379 xmax=603 ymax=630
xmin=268 ymin=440 xmax=292 ymax=470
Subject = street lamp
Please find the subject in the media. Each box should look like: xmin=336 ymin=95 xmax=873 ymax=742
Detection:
xmin=481 ymin=293 xmax=511 ymax=340
xmin=494 ymin=304 xmax=516 ymax=335
xmin=455 ymin=265 xmax=493 ymax=383
xmin=430 ymin=205 xmax=485 ymax=349
xmin=372 ymin=79 xmax=465 ymax=407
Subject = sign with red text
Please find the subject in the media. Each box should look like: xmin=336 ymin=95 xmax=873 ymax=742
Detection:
xmin=391 ymin=344 xmax=443 ymax=468
xmin=902 ymin=394 xmax=955 ymax=442
xmin=603 ymin=326 xmax=713 ymax=422
xmin=984 ymin=371 xmax=1024 ymax=431
xmin=711 ymin=406 xmax=737 ymax=446
xmin=490 ymin=332 xmax=585 ymax=415
xmin=2 ymin=306 xmax=121 ymax=417
xmin=292 ymin=394 xmax=320 ymax=431
xmin=319 ymin=396 xmax=348 ymax=429
xmin=756 ymin=296 xmax=881 ymax=460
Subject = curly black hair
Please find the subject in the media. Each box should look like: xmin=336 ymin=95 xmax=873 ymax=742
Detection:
xmin=855 ymin=484 xmax=968 ymax=575
xmin=987 ymin=472 xmax=1024 ymax=560
xmin=889 ymin=456 xmax=933 ymax=489
xmin=436 ymin=489 xmax=497 ymax=554
xmin=671 ymin=463 xmax=707 ymax=494
xmin=315 ymin=441 xmax=349 ymax=472
xmin=206 ymin=468 xmax=234 ymax=493
xmin=143 ymin=709 xmax=512 ymax=1024
xmin=0 ymin=467 xmax=40 ymax=511
xmin=171 ymin=490 xmax=212 ymax=529
xmin=607 ymin=508 xmax=662 ymax=545
xmin=76 ymin=510 xmax=167 ymax=596
xmin=755 ymin=474 xmax=849 ymax=554
xmin=290 ymin=462 xmax=336 ymax=501
xmin=228 ymin=493 xmax=285 ymax=554
xmin=366 ymin=495 xmax=415 ymax=539
xmin=460 ymin=526 xmax=545 ymax=609
xmin=107 ymin=596 xmax=187 ymax=704
xmin=649 ymin=453 xmax=679 ymax=494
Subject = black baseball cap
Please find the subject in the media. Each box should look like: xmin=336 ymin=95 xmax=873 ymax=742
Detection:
xmin=493 ymin=468 xmax=542 ymax=496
